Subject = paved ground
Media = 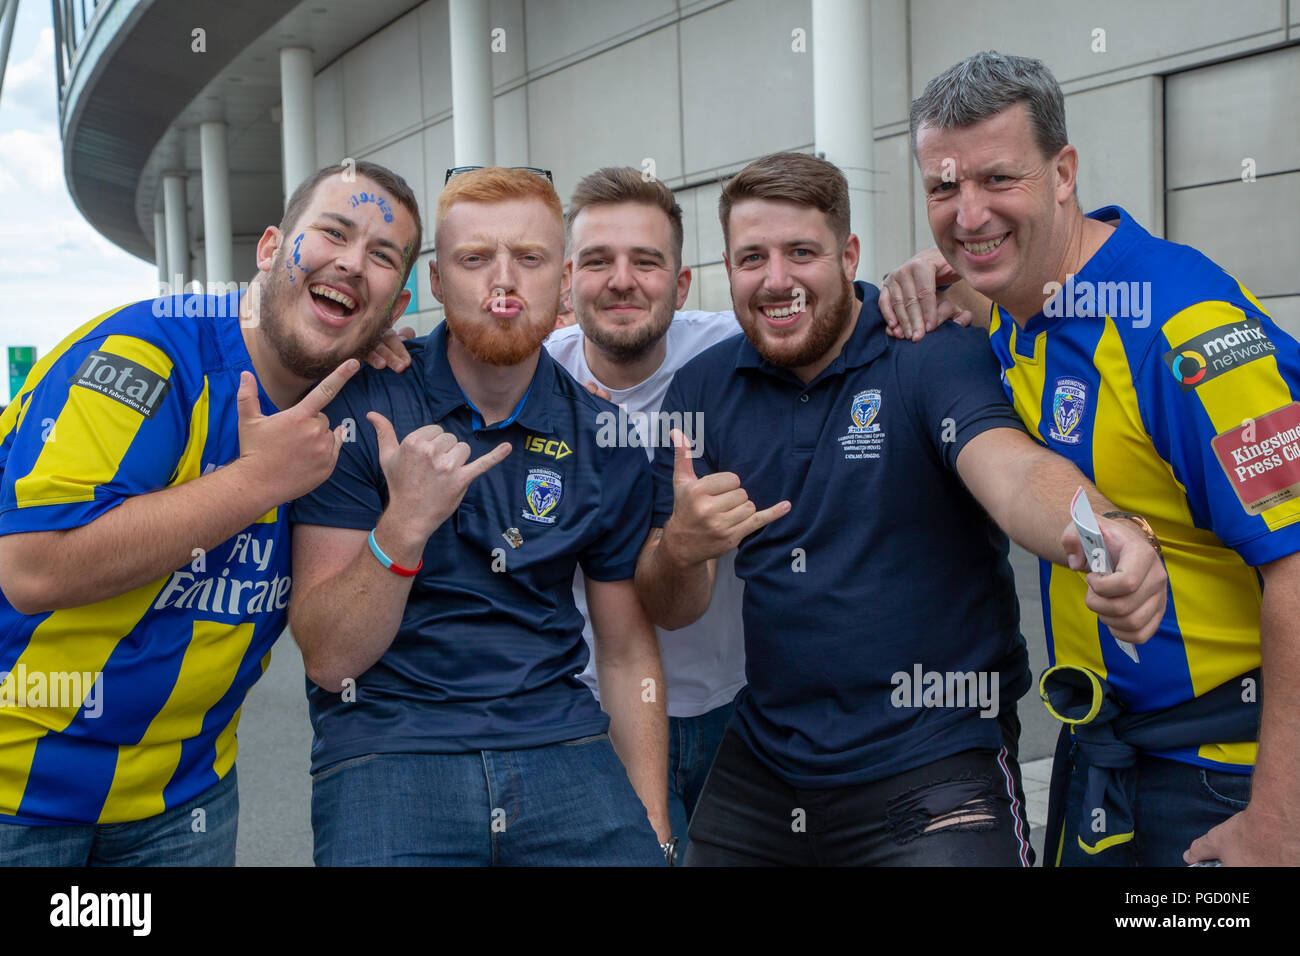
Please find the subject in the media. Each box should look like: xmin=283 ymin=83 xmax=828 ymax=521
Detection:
xmin=233 ymin=543 xmax=1058 ymax=866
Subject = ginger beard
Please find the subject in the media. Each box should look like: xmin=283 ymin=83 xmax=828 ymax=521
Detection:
xmin=257 ymin=244 xmax=395 ymax=381
xmin=736 ymin=271 xmax=856 ymax=370
xmin=444 ymin=291 xmax=558 ymax=366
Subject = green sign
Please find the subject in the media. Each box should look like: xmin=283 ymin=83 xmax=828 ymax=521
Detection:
xmin=8 ymin=346 xmax=37 ymax=402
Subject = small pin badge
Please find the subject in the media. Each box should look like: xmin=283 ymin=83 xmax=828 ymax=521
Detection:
xmin=502 ymin=527 xmax=523 ymax=549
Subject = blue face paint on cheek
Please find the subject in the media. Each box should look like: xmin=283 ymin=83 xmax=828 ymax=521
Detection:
xmin=286 ymin=232 xmax=310 ymax=281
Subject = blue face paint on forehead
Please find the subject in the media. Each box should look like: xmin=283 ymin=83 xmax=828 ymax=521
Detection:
xmin=349 ymin=191 xmax=395 ymax=224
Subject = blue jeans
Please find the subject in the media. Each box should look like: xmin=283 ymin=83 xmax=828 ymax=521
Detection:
xmin=667 ymin=699 xmax=735 ymax=861
xmin=0 ymin=768 xmax=238 ymax=866
xmin=1052 ymin=742 xmax=1251 ymax=866
xmin=311 ymin=734 xmax=666 ymax=866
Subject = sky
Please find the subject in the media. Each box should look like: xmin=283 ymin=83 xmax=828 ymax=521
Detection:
xmin=0 ymin=0 xmax=158 ymax=400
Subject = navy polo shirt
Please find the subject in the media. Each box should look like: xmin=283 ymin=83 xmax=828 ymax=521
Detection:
xmin=292 ymin=324 xmax=652 ymax=772
xmin=652 ymin=282 xmax=1032 ymax=787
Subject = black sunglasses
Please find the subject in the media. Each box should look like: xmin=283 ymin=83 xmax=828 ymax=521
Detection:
xmin=444 ymin=166 xmax=554 ymax=185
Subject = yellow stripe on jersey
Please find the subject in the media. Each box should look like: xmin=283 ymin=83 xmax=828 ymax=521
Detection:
xmin=211 ymin=649 xmax=272 ymax=779
xmin=1090 ymin=319 xmax=1258 ymax=713
xmin=14 ymin=335 xmax=175 ymax=508
xmin=0 ymin=306 xmax=130 ymax=441
xmin=98 ymin=621 xmax=255 ymax=822
xmin=169 ymin=377 xmax=210 ymax=487
xmin=168 ymin=375 xmax=278 ymax=525
xmin=0 ymin=575 xmax=163 ymax=815
xmin=1163 ymin=301 xmax=1300 ymax=533
xmin=1047 ymin=559 xmax=1104 ymax=679
xmin=1001 ymin=317 xmax=1048 ymax=437
xmin=1158 ymin=302 xmax=1274 ymax=762
xmin=212 ymin=707 xmax=241 ymax=780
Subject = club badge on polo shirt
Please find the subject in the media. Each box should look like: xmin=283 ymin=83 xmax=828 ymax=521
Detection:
xmin=522 ymin=468 xmax=563 ymax=524
xmin=1049 ymin=377 xmax=1087 ymax=445
xmin=838 ymin=388 xmax=886 ymax=461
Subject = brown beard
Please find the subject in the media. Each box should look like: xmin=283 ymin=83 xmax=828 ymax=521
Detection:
xmin=578 ymin=295 xmax=676 ymax=364
xmin=739 ymin=273 xmax=857 ymax=369
xmin=444 ymin=298 xmax=557 ymax=366
xmin=256 ymin=249 xmax=391 ymax=381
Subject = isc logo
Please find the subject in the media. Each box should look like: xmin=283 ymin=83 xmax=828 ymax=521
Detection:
xmin=524 ymin=435 xmax=572 ymax=460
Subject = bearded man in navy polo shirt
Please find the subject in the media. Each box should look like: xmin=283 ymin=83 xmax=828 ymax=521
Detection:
xmin=289 ymin=167 xmax=669 ymax=866
xmin=636 ymin=152 xmax=1168 ymax=866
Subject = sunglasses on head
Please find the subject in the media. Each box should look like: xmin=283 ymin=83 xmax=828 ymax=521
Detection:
xmin=444 ymin=166 xmax=554 ymax=185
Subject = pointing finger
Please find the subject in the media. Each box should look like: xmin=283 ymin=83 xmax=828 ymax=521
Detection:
xmin=743 ymin=499 xmax=791 ymax=536
xmin=464 ymin=441 xmax=512 ymax=481
xmin=297 ymin=359 xmax=360 ymax=415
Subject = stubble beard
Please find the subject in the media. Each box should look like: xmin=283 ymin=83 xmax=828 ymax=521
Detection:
xmin=256 ymin=251 xmax=392 ymax=382
xmin=740 ymin=272 xmax=856 ymax=369
xmin=578 ymin=294 xmax=675 ymax=365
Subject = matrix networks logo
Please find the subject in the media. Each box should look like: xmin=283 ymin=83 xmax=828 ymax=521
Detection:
xmin=1163 ymin=318 xmax=1275 ymax=391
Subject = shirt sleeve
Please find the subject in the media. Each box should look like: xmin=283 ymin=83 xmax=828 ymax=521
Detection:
xmin=905 ymin=324 xmax=1026 ymax=472
xmin=0 ymin=333 xmax=189 ymax=536
xmin=578 ymin=448 xmax=653 ymax=582
xmin=1137 ymin=299 xmax=1300 ymax=566
xmin=289 ymin=382 xmax=385 ymax=531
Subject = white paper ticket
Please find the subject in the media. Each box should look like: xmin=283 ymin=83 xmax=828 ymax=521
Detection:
xmin=1071 ymin=487 xmax=1140 ymax=663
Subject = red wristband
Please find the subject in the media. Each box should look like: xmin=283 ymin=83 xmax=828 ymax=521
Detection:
xmin=368 ymin=530 xmax=422 ymax=577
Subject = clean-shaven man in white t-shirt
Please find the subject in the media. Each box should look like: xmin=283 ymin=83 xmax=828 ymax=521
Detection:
xmin=544 ymin=167 xmax=743 ymax=862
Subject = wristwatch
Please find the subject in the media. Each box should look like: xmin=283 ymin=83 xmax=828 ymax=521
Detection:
xmin=661 ymin=837 xmax=678 ymax=866
xmin=1103 ymin=512 xmax=1161 ymax=554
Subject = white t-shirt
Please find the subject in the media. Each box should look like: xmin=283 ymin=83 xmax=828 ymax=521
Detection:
xmin=544 ymin=310 xmax=747 ymax=718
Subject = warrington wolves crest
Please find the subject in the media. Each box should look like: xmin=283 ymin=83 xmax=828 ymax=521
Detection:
xmin=1049 ymin=377 xmax=1087 ymax=446
xmin=522 ymin=468 xmax=563 ymax=524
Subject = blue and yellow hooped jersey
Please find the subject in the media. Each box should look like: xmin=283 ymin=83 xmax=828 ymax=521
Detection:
xmin=0 ymin=291 xmax=291 ymax=825
xmin=989 ymin=206 xmax=1300 ymax=772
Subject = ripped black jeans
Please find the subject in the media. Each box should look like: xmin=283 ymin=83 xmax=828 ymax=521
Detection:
xmin=683 ymin=708 xmax=1034 ymax=866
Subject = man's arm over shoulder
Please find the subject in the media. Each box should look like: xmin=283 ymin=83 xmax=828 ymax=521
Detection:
xmin=901 ymin=326 xmax=1168 ymax=642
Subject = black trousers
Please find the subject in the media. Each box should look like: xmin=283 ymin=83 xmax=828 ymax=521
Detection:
xmin=684 ymin=709 xmax=1034 ymax=866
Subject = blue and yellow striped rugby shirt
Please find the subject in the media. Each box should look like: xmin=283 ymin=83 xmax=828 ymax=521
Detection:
xmin=988 ymin=206 xmax=1300 ymax=772
xmin=0 ymin=291 xmax=290 ymax=824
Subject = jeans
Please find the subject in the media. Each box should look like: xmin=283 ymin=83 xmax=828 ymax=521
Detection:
xmin=685 ymin=709 xmax=1033 ymax=866
xmin=1051 ymin=741 xmax=1252 ymax=866
xmin=666 ymin=699 xmax=736 ymax=861
xmin=0 ymin=767 xmax=238 ymax=866
xmin=311 ymin=733 xmax=666 ymax=866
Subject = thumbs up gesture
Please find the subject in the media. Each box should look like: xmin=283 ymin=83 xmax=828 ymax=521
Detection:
xmin=236 ymin=358 xmax=359 ymax=502
xmin=662 ymin=428 xmax=790 ymax=566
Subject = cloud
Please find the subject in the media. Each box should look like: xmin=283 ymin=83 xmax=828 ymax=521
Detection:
xmin=0 ymin=28 xmax=57 ymax=117
xmin=0 ymin=24 xmax=154 ymax=400
xmin=0 ymin=127 xmax=63 ymax=193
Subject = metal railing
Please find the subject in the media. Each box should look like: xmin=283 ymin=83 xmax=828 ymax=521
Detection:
xmin=50 ymin=0 xmax=106 ymax=116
